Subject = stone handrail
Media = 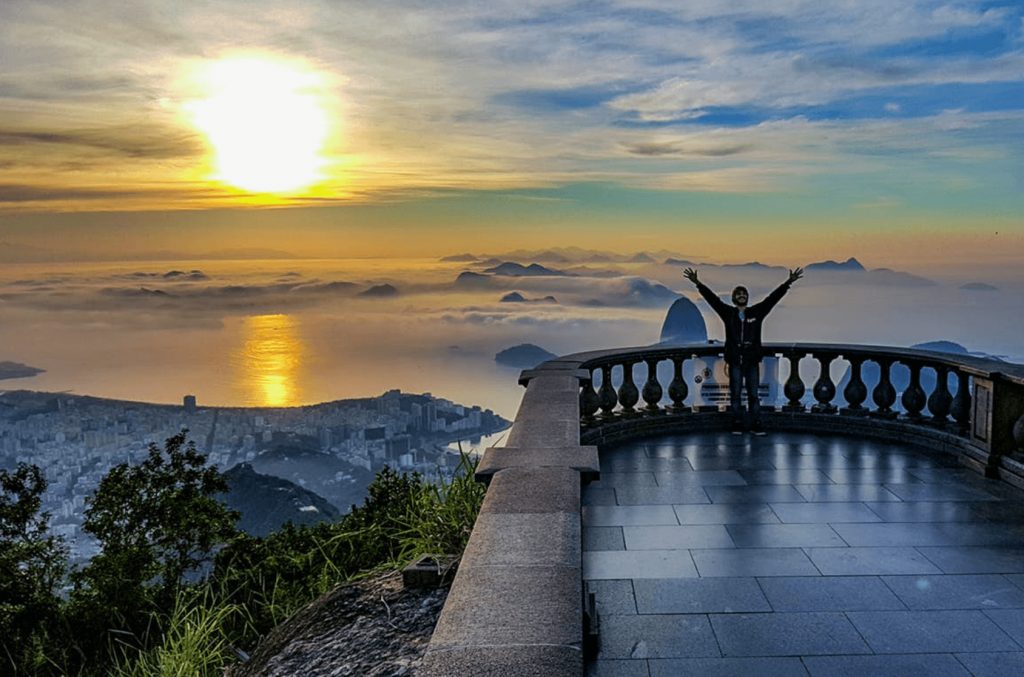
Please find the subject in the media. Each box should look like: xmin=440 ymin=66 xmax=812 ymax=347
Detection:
xmin=554 ymin=342 xmax=1024 ymax=488
xmin=420 ymin=342 xmax=1024 ymax=676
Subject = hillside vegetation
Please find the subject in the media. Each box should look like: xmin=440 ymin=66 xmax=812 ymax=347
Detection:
xmin=0 ymin=431 xmax=484 ymax=677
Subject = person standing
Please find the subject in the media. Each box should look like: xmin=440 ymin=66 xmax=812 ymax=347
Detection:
xmin=683 ymin=267 xmax=803 ymax=434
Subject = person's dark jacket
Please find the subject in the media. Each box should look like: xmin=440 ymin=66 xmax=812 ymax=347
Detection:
xmin=695 ymin=279 xmax=793 ymax=365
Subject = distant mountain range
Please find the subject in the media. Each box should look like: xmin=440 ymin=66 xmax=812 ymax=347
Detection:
xmin=483 ymin=262 xmax=572 ymax=277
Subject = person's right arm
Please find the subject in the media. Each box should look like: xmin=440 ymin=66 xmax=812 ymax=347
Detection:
xmin=684 ymin=268 xmax=729 ymax=315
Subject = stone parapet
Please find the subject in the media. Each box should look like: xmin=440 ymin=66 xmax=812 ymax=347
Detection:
xmin=420 ymin=370 xmax=591 ymax=677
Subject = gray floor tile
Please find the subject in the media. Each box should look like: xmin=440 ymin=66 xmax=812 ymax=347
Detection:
xmin=882 ymin=574 xmax=1024 ymax=610
xmin=765 ymin=455 xmax=839 ymax=470
xmin=605 ymin=457 xmax=694 ymax=473
xmin=691 ymin=547 xmax=821 ymax=577
xmin=847 ymin=609 xmax=1016 ymax=653
xmin=969 ymin=501 xmax=1024 ymax=523
xmin=586 ymin=659 xmax=650 ymax=677
xmin=583 ymin=505 xmax=679 ymax=526
xmin=584 ymin=526 xmax=625 ymax=551
xmin=584 ymin=550 xmax=698 ymax=580
xmin=806 ymin=547 xmax=941 ymax=575
xmin=769 ymin=502 xmax=883 ymax=524
xmin=656 ymin=470 xmax=747 ymax=486
xmin=705 ymin=485 xmax=807 ymax=504
xmin=918 ymin=546 xmax=1024 ymax=574
xmin=633 ymin=577 xmax=771 ymax=614
xmin=583 ymin=488 xmax=618 ymax=506
xmin=757 ymin=575 xmax=905 ymax=612
xmin=624 ymin=524 xmax=736 ymax=550
xmin=863 ymin=501 xmax=979 ymax=522
xmin=586 ymin=579 xmax=637 ymax=616
xmin=984 ymin=608 xmax=1024 ymax=646
xmin=883 ymin=483 xmax=1002 ymax=502
xmin=674 ymin=503 xmax=781 ymax=525
xmin=686 ymin=456 xmax=776 ymax=471
xmin=587 ymin=472 xmax=659 ymax=488
xmin=954 ymin=652 xmax=1024 ymax=677
xmin=820 ymin=467 xmax=924 ymax=484
xmin=803 ymin=654 xmax=971 ymax=677
xmin=738 ymin=468 xmax=834 ymax=485
xmin=832 ymin=522 xmax=1024 ymax=548
xmin=615 ymin=485 xmax=711 ymax=505
xmin=794 ymin=484 xmax=902 ymax=502
xmin=650 ymin=657 xmax=808 ymax=677
xmin=727 ymin=523 xmax=847 ymax=548
xmin=908 ymin=468 xmax=1001 ymax=484
xmin=1007 ymin=573 xmax=1024 ymax=591
xmin=597 ymin=614 xmax=720 ymax=659
xmin=710 ymin=612 xmax=870 ymax=656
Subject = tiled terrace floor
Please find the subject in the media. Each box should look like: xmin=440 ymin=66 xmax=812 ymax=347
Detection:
xmin=582 ymin=431 xmax=1024 ymax=677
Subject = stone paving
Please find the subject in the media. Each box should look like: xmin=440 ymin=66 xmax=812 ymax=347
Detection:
xmin=582 ymin=431 xmax=1024 ymax=677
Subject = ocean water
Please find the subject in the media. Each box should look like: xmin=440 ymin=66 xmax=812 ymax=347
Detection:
xmin=0 ymin=258 xmax=1019 ymax=420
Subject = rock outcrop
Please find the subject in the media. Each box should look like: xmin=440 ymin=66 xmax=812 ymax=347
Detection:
xmin=226 ymin=570 xmax=449 ymax=677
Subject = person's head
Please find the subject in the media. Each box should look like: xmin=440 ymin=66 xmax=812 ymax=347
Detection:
xmin=731 ymin=286 xmax=749 ymax=308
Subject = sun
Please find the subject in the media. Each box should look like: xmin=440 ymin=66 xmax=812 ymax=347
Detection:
xmin=189 ymin=58 xmax=330 ymax=194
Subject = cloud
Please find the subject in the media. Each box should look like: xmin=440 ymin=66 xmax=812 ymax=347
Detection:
xmin=0 ymin=0 xmax=1021 ymax=213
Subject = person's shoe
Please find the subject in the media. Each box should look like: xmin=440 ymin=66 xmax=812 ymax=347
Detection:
xmin=751 ymin=423 xmax=766 ymax=436
xmin=731 ymin=421 xmax=743 ymax=435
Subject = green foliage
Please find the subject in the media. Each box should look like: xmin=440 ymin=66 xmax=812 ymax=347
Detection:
xmin=0 ymin=438 xmax=485 ymax=677
xmin=69 ymin=430 xmax=240 ymax=666
xmin=110 ymin=587 xmax=244 ymax=677
xmin=212 ymin=455 xmax=484 ymax=648
xmin=0 ymin=463 xmax=68 ymax=676
xmin=397 ymin=453 xmax=486 ymax=560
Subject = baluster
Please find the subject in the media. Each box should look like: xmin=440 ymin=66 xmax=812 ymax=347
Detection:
xmin=927 ymin=365 xmax=953 ymax=424
xmin=667 ymin=356 xmax=689 ymax=411
xmin=901 ymin=361 xmax=927 ymax=419
xmin=872 ymin=358 xmax=897 ymax=419
xmin=842 ymin=356 xmax=869 ymax=415
xmin=811 ymin=353 xmax=838 ymax=414
xmin=950 ymin=371 xmax=971 ymax=433
xmin=641 ymin=358 xmax=663 ymax=412
xmin=1013 ymin=409 xmax=1024 ymax=457
xmin=783 ymin=353 xmax=806 ymax=412
xmin=617 ymin=361 xmax=640 ymax=413
xmin=579 ymin=369 xmax=600 ymax=420
xmin=597 ymin=364 xmax=618 ymax=417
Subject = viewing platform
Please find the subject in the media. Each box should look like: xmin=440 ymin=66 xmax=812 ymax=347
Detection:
xmin=420 ymin=343 xmax=1024 ymax=676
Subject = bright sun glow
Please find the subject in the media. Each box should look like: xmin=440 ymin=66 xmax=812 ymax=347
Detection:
xmin=190 ymin=58 xmax=330 ymax=194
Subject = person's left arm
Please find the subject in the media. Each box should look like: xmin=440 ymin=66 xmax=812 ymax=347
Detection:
xmin=754 ymin=267 xmax=803 ymax=315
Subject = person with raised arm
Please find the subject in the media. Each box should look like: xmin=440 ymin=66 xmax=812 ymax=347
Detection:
xmin=683 ymin=266 xmax=803 ymax=434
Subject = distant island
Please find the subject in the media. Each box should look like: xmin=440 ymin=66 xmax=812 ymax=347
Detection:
xmin=961 ymin=282 xmax=998 ymax=291
xmin=0 ymin=361 xmax=45 ymax=380
xmin=495 ymin=344 xmax=558 ymax=369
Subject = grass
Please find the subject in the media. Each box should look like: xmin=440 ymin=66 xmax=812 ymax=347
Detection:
xmin=114 ymin=454 xmax=485 ymax=676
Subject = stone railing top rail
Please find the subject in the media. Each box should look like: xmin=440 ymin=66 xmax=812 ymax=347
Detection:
xmin=521 ymin=342 xmax=1024 ymax=386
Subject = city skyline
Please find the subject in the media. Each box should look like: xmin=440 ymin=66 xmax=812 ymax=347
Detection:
xmin=1 ymin=1 xmax=1021 ymax=272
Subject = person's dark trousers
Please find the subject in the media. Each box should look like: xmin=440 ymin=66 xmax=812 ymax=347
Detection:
xmin=728 ymin=358 xmax=761 ymax=428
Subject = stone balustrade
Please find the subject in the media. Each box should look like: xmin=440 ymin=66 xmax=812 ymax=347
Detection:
xmin=570 ymin=343 xmax=1024 ymax=488
xmin=419 ymin=343 xmax=1024 ymax=676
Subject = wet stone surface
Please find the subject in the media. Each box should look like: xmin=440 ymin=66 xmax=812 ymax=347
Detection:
xmin=584 ymin=431 xmax=1024 ymax=677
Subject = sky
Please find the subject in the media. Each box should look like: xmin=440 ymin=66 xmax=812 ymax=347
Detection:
xmin=0 ymin=0 xmax=1021 ymax=270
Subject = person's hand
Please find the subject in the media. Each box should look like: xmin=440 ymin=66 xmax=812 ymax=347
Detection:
xmin=788 ymin=267 xmax=803 ymax=284
xmin=683 ymin=268 xmax=699 ymax=284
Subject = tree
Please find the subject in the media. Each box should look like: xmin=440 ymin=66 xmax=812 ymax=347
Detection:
xmin=73 ymin=431 xmax=239 ymax=632
xmin=0 ymin=463 xmax=68 ymax=673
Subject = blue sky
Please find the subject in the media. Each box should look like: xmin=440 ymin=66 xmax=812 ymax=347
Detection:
xmin=0 ymin=0 xmax=1021 ymax=267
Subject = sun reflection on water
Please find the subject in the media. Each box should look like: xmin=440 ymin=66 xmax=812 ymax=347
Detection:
xmin=233 ymin=314 xmax=306 ymax=407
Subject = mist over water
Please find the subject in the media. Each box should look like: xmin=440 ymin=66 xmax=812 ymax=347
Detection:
xmin=0 ymin=257 xmax=1019 ymax=420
